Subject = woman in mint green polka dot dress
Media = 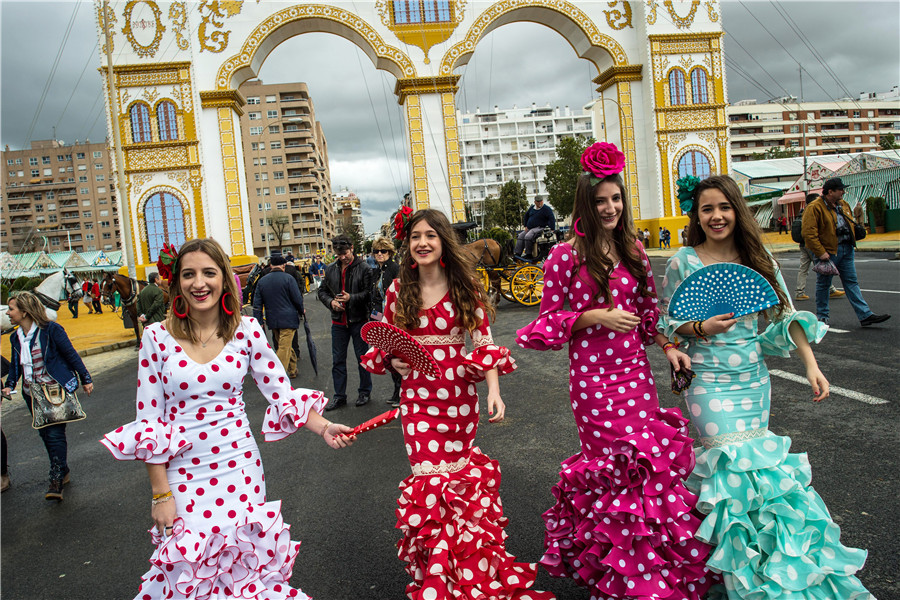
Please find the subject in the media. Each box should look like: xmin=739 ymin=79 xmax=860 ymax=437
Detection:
xmin=659 ymin=175 xmax=873 ymax=599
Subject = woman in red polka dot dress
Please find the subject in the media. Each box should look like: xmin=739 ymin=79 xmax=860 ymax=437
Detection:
xmin=101 ymin=239 xmax=354 ymax=600
xmin=361 ymin=210 xmax=554 ymax=600
xmin=516 ymin=144 xmax=715 ymax=600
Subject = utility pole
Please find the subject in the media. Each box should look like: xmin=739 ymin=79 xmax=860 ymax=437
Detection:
xmin=800 ymin=66 xmax=809 ymax=201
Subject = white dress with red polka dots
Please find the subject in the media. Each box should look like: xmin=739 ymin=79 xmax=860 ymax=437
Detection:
xmin=361 ymin=281 xmax=555 ymax=600
xmin=516 ymin=243 xmax=714 ymax=600
xmin=101 ymin=317 xmax=326 ymax=600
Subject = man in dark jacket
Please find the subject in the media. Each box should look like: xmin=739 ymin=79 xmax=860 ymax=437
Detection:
xmin=317 ymin=235 xmax=374 ymax=410
xmin=253 ymin=252 xmax=305 ymax=378
xmin=137 ymin=273 xmax=166 ymax=326
xmin=514 ymin=196 xmax=555 ymax=259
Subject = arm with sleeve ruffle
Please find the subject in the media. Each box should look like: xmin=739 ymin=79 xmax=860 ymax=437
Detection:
xmin=515 ymin=243 xmax=582 ymax=351
xmin=360 ymin=279 xmax=399 ymax=375
xmin=657 ymin=249 xmax=695 ymax=342
xmin=100 ymin=324 xmax=191 ymax=463
xmin=758 ymin=261 xmax=827 ymax=357
xmin=243 ymin=317 xmax=328 ymax=441
xmin=464 ymin=306 xmax=517 ymax=382
xmin=634 ymin=242 xmax=662 ymax=346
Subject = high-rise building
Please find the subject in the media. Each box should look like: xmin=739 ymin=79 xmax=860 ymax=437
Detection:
xmin=2 ymin=139 xmax=119 ymax=254
xmin=238 ymin=80 xmax=336 ymax=258
xmin=457 ymin=104 xmax=593 ymax=216
xmin=333 ymin=189 xmax=364 ymax=238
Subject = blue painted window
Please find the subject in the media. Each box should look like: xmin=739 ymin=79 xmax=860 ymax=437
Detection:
xmin=130 ymin=103 xmax=152 ymax=143
xmin=144 ymin=192 xmax=186 ymax=261
xmin=392 ymin=0 xmax=450 ymax=23
xmin=691 ymin=68 xmax=709 ymax=104
xmin=678 ymin=151 xmax=712 ymax=179
xmin=157 ymin=101 xmax=179 ymax=141
xmin=668 ymin=70 xmax=687 ymax=106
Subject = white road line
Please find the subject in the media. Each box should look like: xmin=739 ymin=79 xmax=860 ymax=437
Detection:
xmin=768 ymin=369 xmax=889 ymax=405
xmin=826 ymin=327 xmax=850 ymax=333
xmin=860 ymin=289 xmax=900 ymax=294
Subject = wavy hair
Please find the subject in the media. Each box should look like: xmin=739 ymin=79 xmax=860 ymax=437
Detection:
xmin=568 ymin=172 xmax=652 ymax=304
xmin=686 ymin=175 xmax=789 ymax=314
xmin=165 ymin=238 xmax=242 ymax=343
xmin=394 ymin=209 xmax=493 ymax=334
xmin=9 ymin=292 xmax=50 ymax=328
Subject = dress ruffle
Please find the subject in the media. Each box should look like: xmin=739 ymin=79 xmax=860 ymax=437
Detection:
xmin=261 ymin=390 xmax=327 ymax=442
xmin=360 ymin=345 xmax=389 ymax=375
xmin=462 ymin=344 xmax=517 ymax=382
xmin=396 ymin=448 xmax=554 ymax=600
xmin=516 ymin=310 xmax=581 ymax=351
xmin=688 ymin=432 xmax=873 ymax=600
xmin=101 ymin=419 xmax=192 ymax=464
xmin=541 ymin=407 xmax=715 ymax=600
xmin=141 ymin=501 xmax=305 ymax=600
xmin=757 ymin=310 xmax=828 ymax=358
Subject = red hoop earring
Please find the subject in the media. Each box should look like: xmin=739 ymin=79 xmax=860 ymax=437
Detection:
xmin=573 ymin=218 xmax=586 ymax=237
xmin=172 ymin=295 xmax=189 ymax=319
xmin=221 ymin=292 xmax=234 ymax=316
xmin=410 ymin=260 xmax=418 ymax=269
xmin=439 ymin=256 xmax=446 ymax=268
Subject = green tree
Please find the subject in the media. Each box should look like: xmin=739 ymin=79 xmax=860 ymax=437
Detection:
xmin=484 ymin=180 xmax=528 ymax=232
xmin=749 ymin=146 xmax=799 ymax=160
xmin=339 ymin=216 xmax=365 ymax=251
xmin=543 ymin=135 xmax=595 ymax=220
xmin=879 ymin=133 xmax=899 ymax=150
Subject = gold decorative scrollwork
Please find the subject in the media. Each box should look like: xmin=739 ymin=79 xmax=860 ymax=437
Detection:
xmin=142 ymin=87 xmax=159 ymax=104
xmin=375 ymin=0 xmax=467 ymax=64
xmin=664 ymin=0 xmax=700 ymax=29
xmin=198 ymin=0 xmax=244 ymax=53
xmin=705 ymin=0 xmax=719 ymax=22
xmin=646 ymin=0 xmax=658 ymax=25
xmin=169 ymin=2 xmax=189 ymax=50
xmin=122 ymin=0 xmax=165 ymax=58
xmin=604 ymin=0 xmax=633 ymax=30
xmin=97 ymin=3 xmax=117 ymax=54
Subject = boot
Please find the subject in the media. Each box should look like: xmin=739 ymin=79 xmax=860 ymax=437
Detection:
xmin=391 ymin=388 xmax=401 ymax=409
xmin=46 ymin=459 xmax=65 ymax=502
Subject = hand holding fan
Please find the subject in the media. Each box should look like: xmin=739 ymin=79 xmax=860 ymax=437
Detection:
xmin=341 ymin=409 xmax=400 ymax=437
xmin=668 ymin=263 xmax=779 ymax=321
xmin=361 ymin=322 xmax=441 ymax=378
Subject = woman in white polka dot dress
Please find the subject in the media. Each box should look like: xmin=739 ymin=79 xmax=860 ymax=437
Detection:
xmin=659 ymin=176 xmax=873 ymax=599
xmin=517 ymin=143 xmax=715 ymax=600
xmin=102 ymin=239 xmax=355 ymax=600
xmin=361 ymin=210 xmax=554 ymax=600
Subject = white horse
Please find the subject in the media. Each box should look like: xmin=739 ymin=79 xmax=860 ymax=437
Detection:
xmin=0 ymin=270 xmax=66 ymax=333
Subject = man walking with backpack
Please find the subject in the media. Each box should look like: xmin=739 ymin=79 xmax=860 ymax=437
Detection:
xmin=793 ymin=193 xmax=843 ymax=301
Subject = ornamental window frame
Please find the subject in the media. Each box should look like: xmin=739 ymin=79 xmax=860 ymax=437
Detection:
xmin=129 ymin=102 xmax=153 ymax=143
xmin=689 ymin=67 xmax=709 ymax=104
xmin=156 ymin=100 xmax=179 ymax=141
xmin=668 ymin=69 xmax=688 ymax=106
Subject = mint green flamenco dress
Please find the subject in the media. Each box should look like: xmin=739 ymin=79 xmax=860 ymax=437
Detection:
xmin=658 ymin=248 xmax=874 ymax=600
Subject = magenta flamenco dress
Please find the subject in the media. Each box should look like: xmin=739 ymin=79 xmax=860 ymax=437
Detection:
xmin=361 ymin=280 xmax=555 ymax=600
xmin=102 ymin=317 xmax=327 ymax=600
xmin=516 ymin=242 xmax=714 ymax=600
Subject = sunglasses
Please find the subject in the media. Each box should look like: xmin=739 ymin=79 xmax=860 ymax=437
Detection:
xmin=373 ymin=249 xmax=391 ymax=254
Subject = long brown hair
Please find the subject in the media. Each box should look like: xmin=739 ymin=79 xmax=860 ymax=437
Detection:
xmin=568 ymin=172 xmax=652 ymax=303
xmin=9 ymin=292 xmax=50 ymax=329
xmin=687 ymin=175 xmax=789 ymax=314
xmin=394 ymin=209 xmax=494 ymax=334
xmin=165 ymin=238 xmax=242 ymax=343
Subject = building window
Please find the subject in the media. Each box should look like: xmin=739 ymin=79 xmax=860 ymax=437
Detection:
xmin=94 ymin=163 xmax=103 ymax=170
xmin=392 ymin=0 xmax=452 ymax=23
xmin=31 ymin=169 xmax=39 ymax=177
xmin=273 ymin=171 xmax=284 ymax=179
xmin=144 ymin=191 xmax=186 ymax=261
xmin=249 ymin=112 xmax=261 ymax=120
xmin=250 ymin=126 xmax=263 ymax=136
xmin=265 ymin=95 xmax=276 ymax=103
xmin=668 ymin=70 xmax=687 ymax=106
xmin=677 ymin=150 xmax=712 ymax=179
xmin=95 ymin=174 xmax=105 ymax=181
xmin=853 ymin=111 xmax=860 ymax=118
xmin=43 ymin=168 xmax=52 ymax=176
xmin=76 ymin=152 xmax=85 ymax=159
xmin=29 ymin=157 xmax=38 ymax=166
xmin=93 ymin=151 xmax=102 ymax=158
xmin=270 ymin=141 xmax=282 ymax=149
xmin=157 ymin=100 xmax=179 ymax=141
xmin=130 ymin=103 xmax=152 ymax=143
xmin=82 ymin=211 xmax=92 ymax=218
xmin=247 ymin=96 xmax=260 ymax=105
xmin=690 ymin=69 xmax=708 ymax=104
xmin=42 ymin=156 xmax=51 ymax=165
xmin=272 ymin=156 xmax=283 ymax=164
xmin=78 ymin=164 xmax=87 ymax=171
xmin=275 ymin=186 xmax=286 ymax=195
xmin=80 ymin=188 xmax=89 ymax=195
xmin=79 ymin=175 xmax=87 ymax=183
xmin=268 ymin=125 xmax=280 ymax=134
xmin=855 ymin=136 xmax=862 ymax=143
xmin=267 ymin=110 xmax=278 ymax=119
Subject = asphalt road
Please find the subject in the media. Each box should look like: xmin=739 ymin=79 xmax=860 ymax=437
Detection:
xmin=2 ymin=250 xmax=897 ymax=600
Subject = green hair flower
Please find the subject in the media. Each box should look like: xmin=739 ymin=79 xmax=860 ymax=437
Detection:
xmin=676 ymin=175 xmax=701 ymax=214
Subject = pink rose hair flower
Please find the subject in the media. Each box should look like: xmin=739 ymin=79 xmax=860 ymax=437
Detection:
xmin=580 ymin=142 xmax=626 ymax=182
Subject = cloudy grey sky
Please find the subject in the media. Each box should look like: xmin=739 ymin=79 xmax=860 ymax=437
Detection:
xmin=2 ymin=1 xmax=898 ymax=233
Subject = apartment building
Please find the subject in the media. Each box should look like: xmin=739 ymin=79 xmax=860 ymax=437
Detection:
xmin=2 ymin=139 xmax=119 ymax=254
xmin=457 ymin=104 xmax=593 ymax=213
xmin=238 ymin=80 xmax=336 ymax=258
xmin=333 ymin=189 xmax=364 ymax=236
xmin=728 ymin=89 xmax=900 ymax=162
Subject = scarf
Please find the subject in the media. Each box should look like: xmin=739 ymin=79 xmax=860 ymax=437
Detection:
xmin=16 ymin=323 xmax=39 ymax=383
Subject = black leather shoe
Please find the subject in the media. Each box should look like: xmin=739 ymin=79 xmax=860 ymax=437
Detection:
xmin=355 ymin=393 xmax=370 ymax=407
xmin=860 ymin=313 xmax=891 ymax=327
xmin=45 ymin=480 xmax=63 ymax=501
xmin=324 ymin=397 xmax=347 ymax=411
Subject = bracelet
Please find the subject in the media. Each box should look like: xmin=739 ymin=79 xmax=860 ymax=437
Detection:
xmin=321 ymin=421 xmax=332 ymax=438
xmin=692 ymin=320 xmax=708 ymax=340
xmin=152 ymin=490 xmax=172 ymax=500
xmin=151 ymin=491 xmax=173 ymax=505
xmin=662 ymin=341 xmax=680 ymax=353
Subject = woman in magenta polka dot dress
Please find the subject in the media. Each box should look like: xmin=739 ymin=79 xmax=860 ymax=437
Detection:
xmin=516 ymin=143 xmax=715 ymax=600
xmin=101 ymin=239 xmax=354 ymax=600
xmin=361 ymin=210 xmax=554 ymax=600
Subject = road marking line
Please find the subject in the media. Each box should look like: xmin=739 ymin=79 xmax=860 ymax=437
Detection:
xmin=826 ymin=327 xmax=850 ymax=333
xmin=860 ymin=289 xmax=900 ymax=294
xmin=769 ymin=369 xmax=889 ymax=405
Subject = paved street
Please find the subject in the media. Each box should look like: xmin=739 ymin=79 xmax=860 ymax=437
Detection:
xmin=1 ymin=251 xmax=897 ymax=599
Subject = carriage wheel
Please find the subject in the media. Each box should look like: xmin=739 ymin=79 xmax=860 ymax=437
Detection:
xmin=510 ymin=265 xmax=544 ymax=306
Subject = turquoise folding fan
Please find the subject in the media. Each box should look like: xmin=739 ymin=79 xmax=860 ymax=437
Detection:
xmin=668 ymin=263 xmax=780 ymax=321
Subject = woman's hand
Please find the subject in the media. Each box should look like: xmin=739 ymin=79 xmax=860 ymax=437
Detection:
xmin=1 ymin=387 xmax=11 ymax=399
xmin=594 ymin=308 xmax=641 ymax=333
xmin=82 ymin=383 xmax=94 ymax=395
xmin=324 ymin=423 xmax=356 ymax=449
xmin=151 ymin=497 xmax=176 ymax=538
xmin=391 ymin=357 xmax=411 ymax=377
xmin=702 ymin=313 xmax=737 ymax=336
xmin=806 ymin=365 xmax=829 ymax=402
xmin=486 ymin=390 xmax=506 ymax=423
xmin=664 ymin=348 xmax=691 ymax=372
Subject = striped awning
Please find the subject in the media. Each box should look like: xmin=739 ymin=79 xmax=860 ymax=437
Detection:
xmin=778 ymin=188 xmax=822 ymax=205
xmin=840 ymin=166 xmax=900 ymax=209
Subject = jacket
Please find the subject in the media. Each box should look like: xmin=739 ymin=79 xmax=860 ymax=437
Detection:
xmin=4 ymin=321 xmax=92 ymax=393
xmin=252 ymin=269 xmax=305 ymax=330
xmin=523 ymin=204 xmax=555 ymax=230
xmin=370 ymin=260 xmax=400 ymax=314
xmin=317 ymin=256 xmax=374 ymax=324
xmin=801 ymin=197 xmax=858 ymax=257
xmin=136 ymin=283 xmax=166 ymax=324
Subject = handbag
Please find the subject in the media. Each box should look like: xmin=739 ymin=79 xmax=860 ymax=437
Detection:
xmin=30 ymin=381 xmax=86 ymax=429
xmin=813 ymin=259 xmax=840 ymax=276
xmin=853 ymin=222 xmax=867 ymax=241
xmin=670 ymin=364 xmax=696 ymax=395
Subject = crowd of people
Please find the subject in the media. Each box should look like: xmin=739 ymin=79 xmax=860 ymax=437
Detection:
xmin=2 ymin=141 xmax=887 ymax=600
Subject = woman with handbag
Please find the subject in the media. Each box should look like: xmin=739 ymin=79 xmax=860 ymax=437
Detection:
xmin=2 ymin=292 xmax=93 ymax=502
xmin=369 ymin=237 xmax=402 ymax=407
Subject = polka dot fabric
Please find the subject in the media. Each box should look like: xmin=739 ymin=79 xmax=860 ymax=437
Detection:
xmin=660 ymin=248 xmax=872 ymax=600
xmin=361 ymin=281 xmax=552 ymax=600
xmin=101 ymin=317 xmax=327 ymax=600
xmin=517 ymin=242 xmax=715 ymax=600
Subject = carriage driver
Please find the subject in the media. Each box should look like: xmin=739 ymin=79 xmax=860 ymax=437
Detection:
xmin=514 ymin=195 xmax=555 ymax=260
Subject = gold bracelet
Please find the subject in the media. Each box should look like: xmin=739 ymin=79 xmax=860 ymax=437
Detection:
xmin=152 ymin=490 xmax=172 ymax=501
xmin=151 ymin=492 xmax=173 ymax=506
xmin=321 ymin=421 xmax=332 ymax=438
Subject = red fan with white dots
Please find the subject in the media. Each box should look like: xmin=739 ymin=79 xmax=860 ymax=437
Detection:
xmin=361 ymin=322 xmax=441 ymax=379
xmin=344 ymin=408 xmax=400 ymax=437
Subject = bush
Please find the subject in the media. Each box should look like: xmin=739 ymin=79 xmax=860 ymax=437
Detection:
xmin=10 ymin=276 xmax=32 ymax=291
xmin=868 ymin=196 xmax=887 ymax=226
xmin=0 ymin=283 xmax=9 ymax=304
xmin=484 ymin=227 xmax=512 ymax=244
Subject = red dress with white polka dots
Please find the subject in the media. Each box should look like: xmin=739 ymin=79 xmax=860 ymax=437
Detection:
xmin=516 ymin=242 xmax=714 ymax=600
xmin=361 ymin=281 xmax=554 ymax=600
xmin=101 ymin=317 xmax=326 ymax=600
